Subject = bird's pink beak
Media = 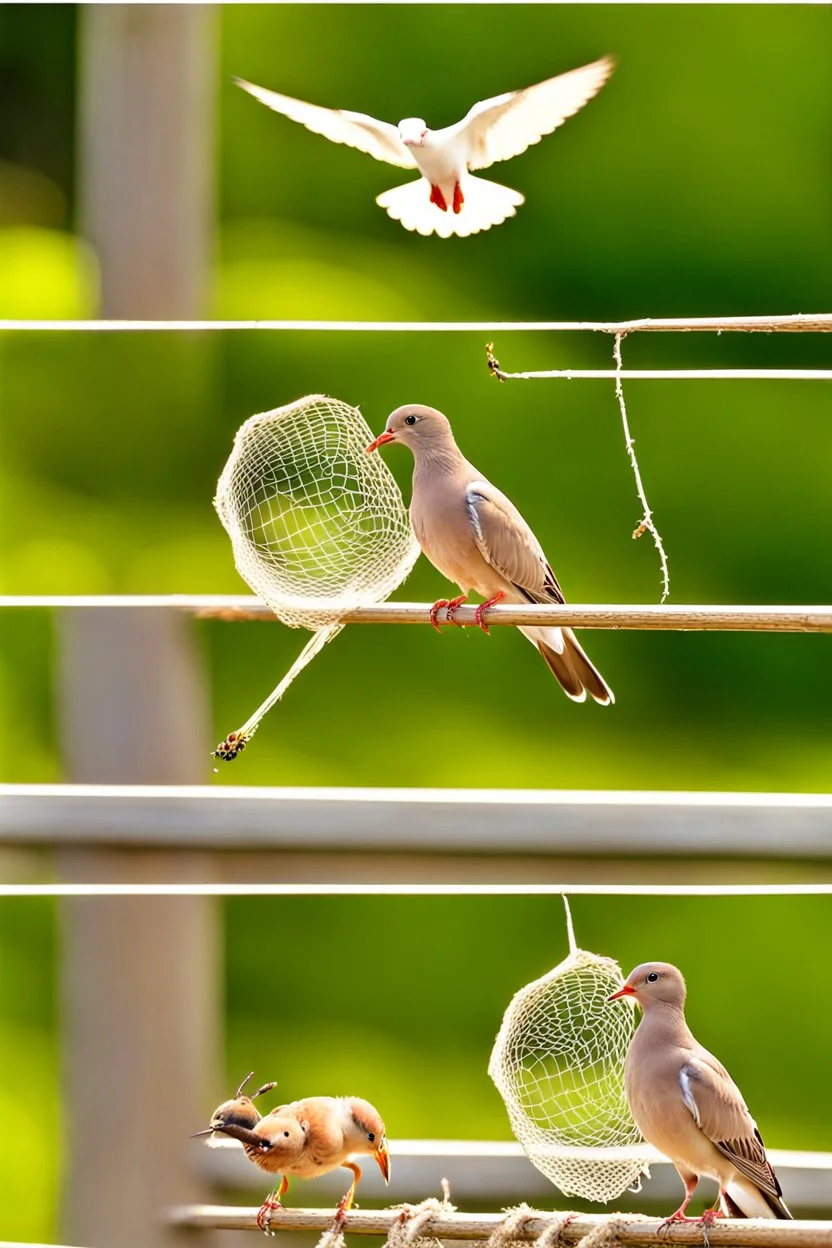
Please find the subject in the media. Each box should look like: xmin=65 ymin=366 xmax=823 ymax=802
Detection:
xmin=366 ymin=431 xmax=396 ymax=453
xmin=374 ymin=1135 xmax=391 ymax=1183
xmin=608 ymin=983 xmax=636 ymax=1002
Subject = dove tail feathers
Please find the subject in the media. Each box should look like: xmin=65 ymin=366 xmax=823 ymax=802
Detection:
xmin=527 ymin=626 xmax=614 ymax=706
xmin=376 ymin=175 xmax=524 ymax=238
xmin=722 ymin=1180 xmax=792 ymax=1220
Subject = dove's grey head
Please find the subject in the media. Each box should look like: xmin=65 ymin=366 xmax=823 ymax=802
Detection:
xmin=608 ymin=962 xmax=687 ymax=1012
xmin=365 ymin=404 xmax=455 ymax=457
xmin=398 ymin=117 xmax=428 ymax=147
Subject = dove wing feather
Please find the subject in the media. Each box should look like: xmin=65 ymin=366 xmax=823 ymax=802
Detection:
xmin=235 ymin=78 xmax=417 ymax=169
xmin=466 ymin=480 xmax=565 ymax=603
xmin=456 ymin=56 xmax=615 ymax=170
xmin=682 ymin=1055 xmax=784 ymax=1201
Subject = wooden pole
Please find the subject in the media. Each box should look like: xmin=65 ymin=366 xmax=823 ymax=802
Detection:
xmin=166 ymin=1206 xmax=832 ymax=1248
xmin=62 ymin=9 xmax=221 ymax=1247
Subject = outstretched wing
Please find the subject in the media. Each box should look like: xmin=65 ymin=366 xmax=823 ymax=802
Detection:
xmin=454 ymin=56 xmax=615 ymax=171
xmin=235 ymin=77 xmax=417 ymax=169
xmin=466 ymin=478 xmax=565 ymax=603
xmin=681 ymin=1054 xmax=784 ymax=1201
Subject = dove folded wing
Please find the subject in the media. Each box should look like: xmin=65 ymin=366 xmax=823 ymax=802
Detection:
xmin=458 ymin=56 xmax=616 ymax=171
xmin=465 ymin=479 xmax=565 ymax=603
xmin=680 ymin=1056 xmax=784 ymax=1200
xmin=235 ymin=78 xmax=417 ymax=168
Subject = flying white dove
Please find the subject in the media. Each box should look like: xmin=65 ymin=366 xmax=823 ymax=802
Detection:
xmin=235 ymin=57 xmax=615 ymax=238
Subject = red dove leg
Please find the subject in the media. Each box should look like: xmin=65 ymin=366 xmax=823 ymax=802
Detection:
xmin=453 ymin=182 xmax=464 ymax=214
xmin=658 ymin=1176 xmax=699 ymax=1233
xmin=474 ymin=590 xmax=506 ymax=634
xmin=429 ymin=184 xmax=448 ymax=211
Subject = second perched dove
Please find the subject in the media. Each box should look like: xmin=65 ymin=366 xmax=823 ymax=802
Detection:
xmin=609 ymin=963 xmax=792 ymax=1222
xmin=195 ymin=1083 xmax=390 ymax=1231
xmin=366 ymin=404 xmax=613 ymax=704
xmin=235 ymin=57 xmax=614 ymax=237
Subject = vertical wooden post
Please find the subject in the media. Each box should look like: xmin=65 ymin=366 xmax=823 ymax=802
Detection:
xmin=61 ymin=6 xmax=221 ymax=1245
xmin=77 ymin=5 xmax=216 ymax=318
xmin=56 ymin=609 xmax=222 ymax=1248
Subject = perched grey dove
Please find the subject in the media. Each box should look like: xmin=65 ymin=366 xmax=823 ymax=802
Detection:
xmin=366 ymin=404 xmax=613 ymax=704
xmin=609 ymin=963 xmax=792 ymax=1223
xmin=235 ymin=57 xmax=614 ymax=238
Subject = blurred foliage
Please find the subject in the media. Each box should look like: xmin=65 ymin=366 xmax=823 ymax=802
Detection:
xmin=0 ymin=3 xmax=831 ymax=1241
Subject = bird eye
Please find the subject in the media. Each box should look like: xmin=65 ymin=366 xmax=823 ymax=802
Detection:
xmin=283 ymin=1131 xmax=290 ymax=1137
xmin=404 ymin=415 xmax=417 ymax=426
xmin=646 ymin=972 xmax=659 ymax=983
xmin=368 ymin=1132 xmax=375 ymax=1142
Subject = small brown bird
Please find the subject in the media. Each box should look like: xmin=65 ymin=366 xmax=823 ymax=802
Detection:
xmin=609 ymin=963 xmax=791 ymax=1223
xmin=366 ymin=404 xmax=613 ymax=705
xmin=195 ymin=1070 xmax=278 ymax=1134
xmin=194 ymin=1080 xmax=390 ymax=1232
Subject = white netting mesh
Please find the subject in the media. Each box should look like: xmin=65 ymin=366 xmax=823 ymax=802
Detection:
xmin=214 ymin=394 xmax=419 ymax=628
xmin=212 ymin=395 xmax=419 ymax=759
xmin=488 ymin=900 xmax=652 ymax=1204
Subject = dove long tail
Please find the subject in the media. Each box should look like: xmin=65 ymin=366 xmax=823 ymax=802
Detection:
xmin=376 ymin=174 xmax=524 ymax=238
xmin=520 ymin=625 xmax=615 ymax=706
xmin=722 ymin=1179 xmax=792 ymax=1220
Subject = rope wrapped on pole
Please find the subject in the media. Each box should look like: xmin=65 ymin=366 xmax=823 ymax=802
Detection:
xmin=166 ymin=1205 xmax=832 ymax=1248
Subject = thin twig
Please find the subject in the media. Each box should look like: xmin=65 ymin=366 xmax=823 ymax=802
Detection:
xmin=482 ymin=368 xmax=832 ymax=381
xmin=613 ymin=332 xmax=670 ymax=603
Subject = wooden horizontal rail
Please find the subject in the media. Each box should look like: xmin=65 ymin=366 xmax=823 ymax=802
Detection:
xmin=1 ymin=314 xmax=830 ymax=333
xmin=196 ymin=1139 xmax=832 ymax=1210
xmin=166 ymin=1206 xmax=832 ymax=1246
xmin=3 ymin=597 xmax=832 ymax=632
xmin=2 ymin=786 xmax=831 ymax=859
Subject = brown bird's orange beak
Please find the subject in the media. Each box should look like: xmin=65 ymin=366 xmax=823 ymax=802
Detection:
xmin=608 ymin=983 xmax=636 ymax=1002
xmin=365 ymin=431 xmax=396 ymax=453
xmin=374 ymin=1135 xmax=391 ymax=1183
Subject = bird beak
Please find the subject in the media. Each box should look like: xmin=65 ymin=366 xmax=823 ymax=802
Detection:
xmin=608 ymin=983 xmax=636 ymax=1002
xmin=209 ymin=1122 xmax=268 ymax=1149
xmin=190 ymin=1128 xmax=216 ymax=1138
xmin=374 ymin=1135 xmax=391 ymax=1183
xmin=365 ymin=431 xmax=396 ymax=453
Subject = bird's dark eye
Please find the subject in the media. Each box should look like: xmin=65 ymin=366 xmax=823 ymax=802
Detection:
xmin=646 ymin=972 xmax=659 ymax=983
xmin=283 ymin=1130 xmax=290 ymax=1137
xmin=368 ymin=1132 xmax=375 ymax=1142
xmin=404 ymin=415 xmax=417 ymax=426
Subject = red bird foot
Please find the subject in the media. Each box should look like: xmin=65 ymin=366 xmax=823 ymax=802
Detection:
xmin=256 ymin=1194 xmax=283 ymax=1235
xmin=474 ymin=591 xmax=506 ymax=634
xmin=453 ymin=182 xmax=464 ymax=214
xmin=657 ymin=1210 xmax=700 ymax=1237
xmin=429 ymin=184 xmax=448 ymax=212
xmin=429 ymin=594 xmax=468 ymax=631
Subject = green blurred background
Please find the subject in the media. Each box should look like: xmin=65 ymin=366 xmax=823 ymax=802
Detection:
xmin=0 ymin=3 xmax=831 ymax=1241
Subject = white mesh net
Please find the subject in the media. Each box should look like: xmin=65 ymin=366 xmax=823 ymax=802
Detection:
xmin=215 ymin=394 xmax=419 ymax=628
xmin=213 ymin=395 xmax=420 ymax=759
xmin=488 ymin=898 xmax=652 ymax=1204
